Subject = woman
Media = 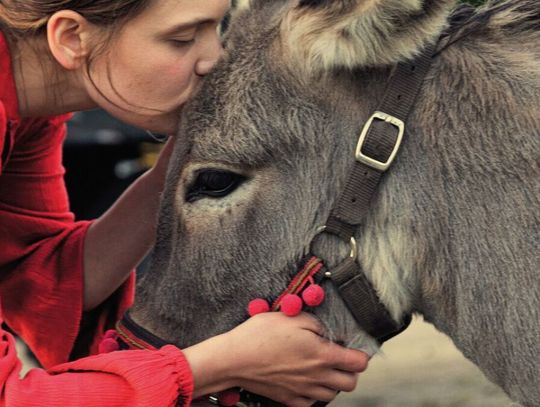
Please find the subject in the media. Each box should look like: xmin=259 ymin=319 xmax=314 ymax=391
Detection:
xmin=0 ymin=1 xmax=369 ymax=406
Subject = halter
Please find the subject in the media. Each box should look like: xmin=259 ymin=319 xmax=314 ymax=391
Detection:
xmin=254 ymin=41 xmax=437 ymax=344
xmin=100 ymin=41 xmax=437 ymax=407
xmin=316 ymin=42 xmax=436 ymax=342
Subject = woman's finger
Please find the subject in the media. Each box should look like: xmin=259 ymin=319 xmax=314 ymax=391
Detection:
xmin=293 ymin=312 xmax=325 ymax=336
xmin=323 ymin=344 xmax=369 ymax=372
xmin=305 ymin=387 xmax=339 ymax=403
xmin=323 ymin=371 xmax=359 ymax=393
xmin=287 ymin=397 xmax=316 ymax=407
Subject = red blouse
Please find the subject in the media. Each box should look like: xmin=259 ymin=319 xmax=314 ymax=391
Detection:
xmin=0 ymin=32 xmax=193 ymax=406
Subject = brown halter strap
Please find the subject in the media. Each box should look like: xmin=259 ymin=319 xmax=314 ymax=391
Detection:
xmin=318 ymin=41 xmax=437 ymax=344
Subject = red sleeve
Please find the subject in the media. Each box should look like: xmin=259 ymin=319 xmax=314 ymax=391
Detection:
xmin=0 ymin=117 xmax=133 ymax=368
xmin=0 ymin=317 xmax=194 ymax=407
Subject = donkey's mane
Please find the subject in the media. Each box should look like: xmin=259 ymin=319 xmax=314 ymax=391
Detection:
xmin=438 ymin=0 xmax=540 ymax=55
xmin=487 ymin=0 xmax=540 ymax=34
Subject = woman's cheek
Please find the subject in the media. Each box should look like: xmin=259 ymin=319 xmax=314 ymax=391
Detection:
xmin=162 ymin=61 xmax=197 ymax=100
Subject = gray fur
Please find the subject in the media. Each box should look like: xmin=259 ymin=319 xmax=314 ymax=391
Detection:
xmin=132 ymin=0 xmax=540 ymax=405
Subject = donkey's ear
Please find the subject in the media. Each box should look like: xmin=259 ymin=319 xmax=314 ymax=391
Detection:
xmin=282 ymin=0 xmax=455 ymax=71
xmin=234 ymin=0 xmax=254 ymax=11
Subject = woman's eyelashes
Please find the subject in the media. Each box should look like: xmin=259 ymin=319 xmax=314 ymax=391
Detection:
xmin=169 ymin=37 xmax=196 ymax=48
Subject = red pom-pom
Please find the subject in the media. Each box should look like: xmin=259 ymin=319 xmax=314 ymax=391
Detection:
xmin=103 ymin=329 xmax=118 ymax=340
xmin=218 ymin=389 xmax=241 ymax=406
xmin=99 ymin=338 xmax=119 ymax=354
xmin=280 ymin=294 xmax=303 ymax=316
xmin=302 ymin=284 xmax=325 ymax=307
xmin=248 ymin=298 xmax=270 ymax=317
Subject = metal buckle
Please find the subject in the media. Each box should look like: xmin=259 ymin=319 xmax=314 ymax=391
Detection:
xmin=355 ymin=111 xmax=405 ymax=171
xmin=315 ymin=226 xmax=357 ymax=259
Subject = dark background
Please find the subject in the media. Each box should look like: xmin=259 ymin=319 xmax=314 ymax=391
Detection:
xmin=64 ymin=110 xmax=162 ymax=220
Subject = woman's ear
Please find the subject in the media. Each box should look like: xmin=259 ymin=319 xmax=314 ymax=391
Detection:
xmin=46 ymin=10 xmax=94 ymax=70
xmin=281 ymin=0 xmax=455 ymax=73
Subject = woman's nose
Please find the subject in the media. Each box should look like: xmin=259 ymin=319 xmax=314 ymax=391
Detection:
xmin=195 ymin=36 xmax=224 ymax=76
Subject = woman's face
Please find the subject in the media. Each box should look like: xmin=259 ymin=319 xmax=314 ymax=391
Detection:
xmin=84 ymin=0 xmax=230 ymax=134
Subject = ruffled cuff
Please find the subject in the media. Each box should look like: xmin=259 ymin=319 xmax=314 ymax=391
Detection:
xmin=48 ymin=345 xmax=194 ymax=407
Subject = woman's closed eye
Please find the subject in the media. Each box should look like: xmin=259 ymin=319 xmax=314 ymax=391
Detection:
xmin=169 ymin=37 xmax=195 ymax=48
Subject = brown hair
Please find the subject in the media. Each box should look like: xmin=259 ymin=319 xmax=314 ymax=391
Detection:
xmin=0 ymin=1 xmax=153 ymax=39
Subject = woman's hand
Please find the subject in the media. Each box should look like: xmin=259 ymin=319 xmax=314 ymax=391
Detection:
xmin=184 ymin=312 xmax=369 ymax=407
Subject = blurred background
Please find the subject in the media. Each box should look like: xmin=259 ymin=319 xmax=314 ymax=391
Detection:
xmin=64 ymin=110 xmax=164 ymax=222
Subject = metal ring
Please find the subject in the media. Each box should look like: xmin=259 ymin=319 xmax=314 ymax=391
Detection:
xmin=314 ymin=226 xmax=358 ymax=259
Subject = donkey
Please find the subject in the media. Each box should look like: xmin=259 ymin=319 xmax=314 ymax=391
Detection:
xmin=131 ymin=0 xmax=540 ymax=405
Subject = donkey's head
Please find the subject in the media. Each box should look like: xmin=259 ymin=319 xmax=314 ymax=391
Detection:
xmin=133 ymin=0 xmax=455 ymax=351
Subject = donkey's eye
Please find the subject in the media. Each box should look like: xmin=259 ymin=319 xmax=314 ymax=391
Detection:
xmin=186 ymin=170 xmax=246 ymax=202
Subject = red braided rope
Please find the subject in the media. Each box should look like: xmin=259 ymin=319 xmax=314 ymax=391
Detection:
xmin=115 ymin=320 xmax=157 ymax=350
xmin=271 ymin=256 xmax=323 ymax=311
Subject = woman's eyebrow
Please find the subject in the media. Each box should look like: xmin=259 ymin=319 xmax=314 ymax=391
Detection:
xmin=162 ymin=18 xmax=215 ymax=35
